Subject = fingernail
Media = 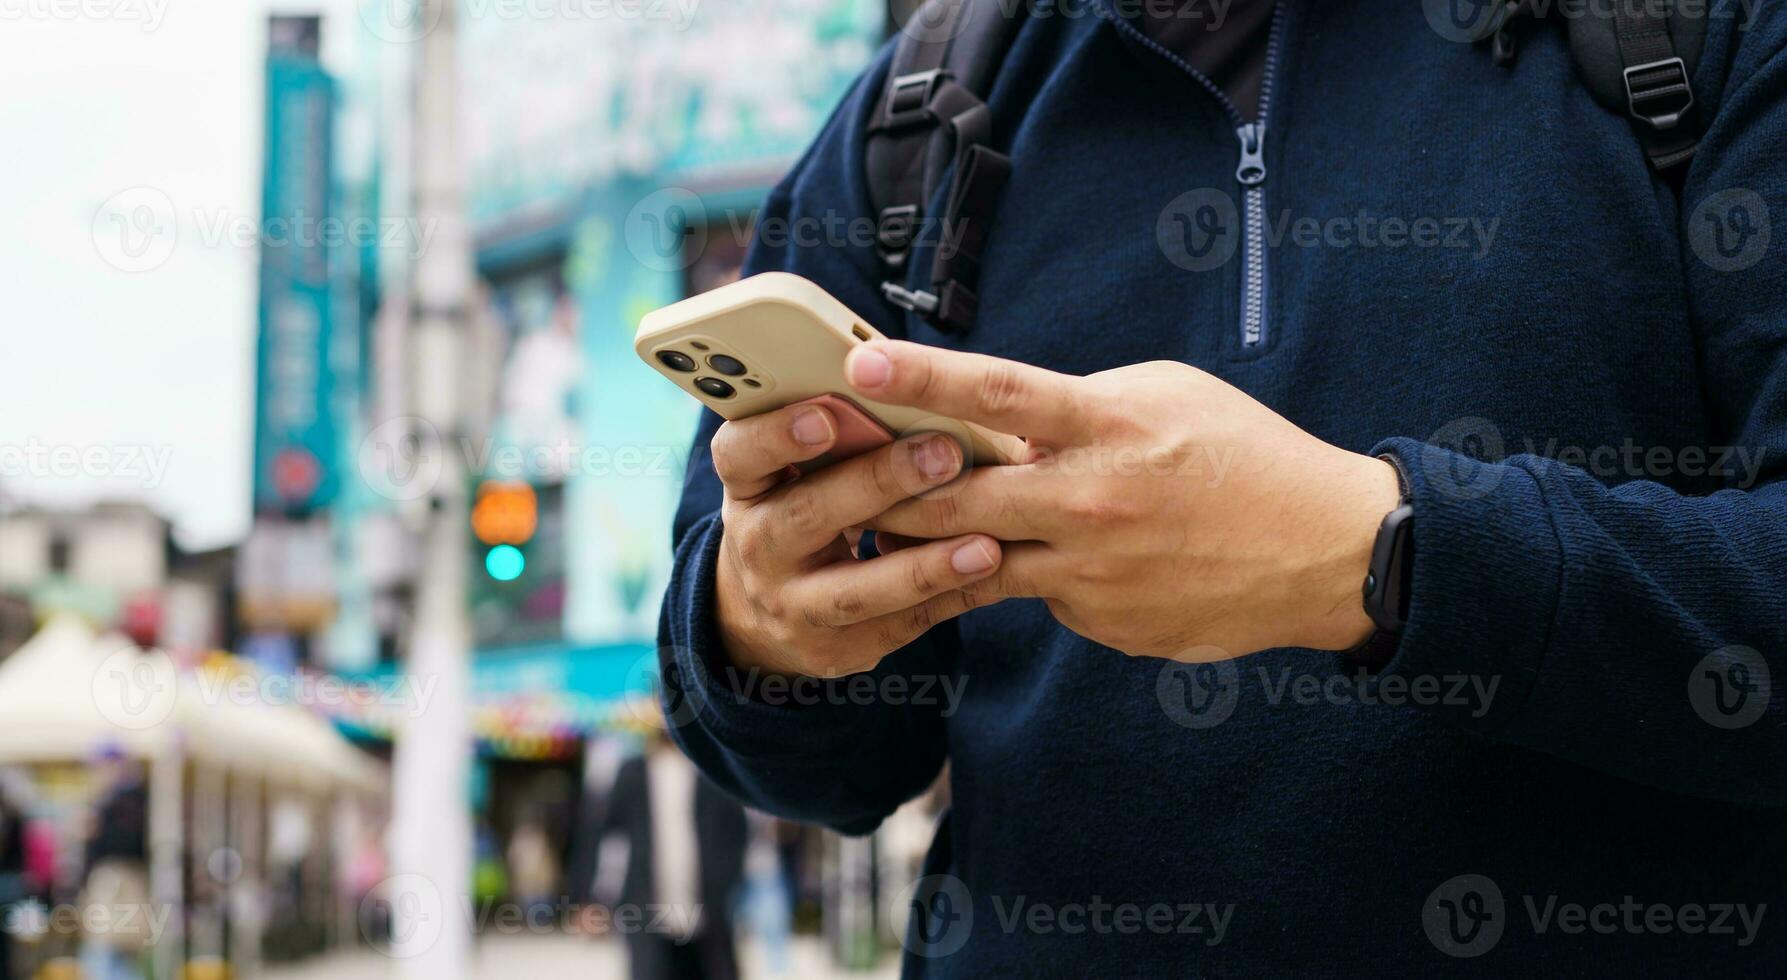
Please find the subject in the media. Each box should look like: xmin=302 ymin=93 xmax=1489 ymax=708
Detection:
xmin=848 ymin=348 xmax=892 ymax=389
xmin=950 ymin=540 xmax=996 ymax=574
xmin=913 ymin=435 xmax=960 ymax=481
xmin=791 ymin=408 xmax=833 ymax=446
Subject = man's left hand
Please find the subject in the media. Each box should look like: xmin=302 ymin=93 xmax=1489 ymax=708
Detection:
xmin=845 ymin=340 xmax=1402 ymax=661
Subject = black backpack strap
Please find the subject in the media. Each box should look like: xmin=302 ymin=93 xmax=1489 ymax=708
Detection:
xmin=1481 ymin=0 xmax=1705 ymax=175
xmin=866 ymin=0 xmax=1023 ymax=333
xmin=1601 ymin=2 xmax=1701 ymax=171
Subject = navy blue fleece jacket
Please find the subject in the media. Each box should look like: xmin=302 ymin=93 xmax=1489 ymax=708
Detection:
xmin=660 ymin=1 xmax=1787 ymax=974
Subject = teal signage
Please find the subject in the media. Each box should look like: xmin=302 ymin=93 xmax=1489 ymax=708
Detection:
xmin=253 ymin=22 xmax=339 ymax=514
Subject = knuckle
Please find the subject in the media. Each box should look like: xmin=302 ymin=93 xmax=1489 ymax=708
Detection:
xmin=873 ymin=620 xmax=915 ymax=652
xmin=1066 ymin=490 xmax=1128 ymax=526
xmin=709 ymin=437 xmax=740 ymax=484
xmin=866 ymin=447 xmax=906 ymax=501
xmin=726 ymin=517 xmax=764 ymax=566
xmin=905 ymin=351 xmax=941 ymax=404
xmin=709 ymin=422 xmax=752 ymax=480
xmin=756 ymin=588 xmax=790 ymax=626
xmin=826 ymin=588 xmax=869 ymax=626
xmin=925 ymin=492 xmax=962 ymax=535
xmin=780 ymin=487 xmax=827 ymax=537
xmin=976 ymin=363 xmax=1028 ymax=418
xmin=908 ymin=556 xmax=941 ymax=597
xmin=995 ymin=488 xmax=1030 ymax=531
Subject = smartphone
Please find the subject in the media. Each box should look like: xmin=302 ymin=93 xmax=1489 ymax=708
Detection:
xmin=635 ymin=272 xmax=1027 ymax=470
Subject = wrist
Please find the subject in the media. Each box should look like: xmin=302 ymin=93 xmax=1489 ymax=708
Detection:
xmin=1288 ymin=452 xmax=1402 ymax=651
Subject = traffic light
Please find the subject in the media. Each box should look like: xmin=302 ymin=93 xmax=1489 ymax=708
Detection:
xmin=472 ymin=481 xmax=537 ymax=548
xmin=467 ymin=480 xmax=565 ymax=649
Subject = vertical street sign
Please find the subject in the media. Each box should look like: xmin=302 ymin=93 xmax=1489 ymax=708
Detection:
xmin=253 ymin=16 xmax=338 ymax=515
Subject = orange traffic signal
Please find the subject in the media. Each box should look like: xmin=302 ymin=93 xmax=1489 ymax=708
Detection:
xmin=471 ymin=481 xmax=538 ymax=546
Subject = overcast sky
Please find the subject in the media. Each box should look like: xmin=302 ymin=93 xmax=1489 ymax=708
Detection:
xmin=0 ymin=0 xmax=368 ymax=549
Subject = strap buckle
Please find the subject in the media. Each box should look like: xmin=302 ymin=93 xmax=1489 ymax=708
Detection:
xmin=883 ymin=69 xmax=946 ymax=130
xmin=1623 ymin=56 xmax=1694 ymax=130
xmin=880 ymin=282 xmax=939 ymax=316
xmin=876 ymin=205 xmax=920 ymax=266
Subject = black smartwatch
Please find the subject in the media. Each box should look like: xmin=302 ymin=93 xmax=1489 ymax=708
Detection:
xmin=1361 ymin=503 xmax=1415 ymax=633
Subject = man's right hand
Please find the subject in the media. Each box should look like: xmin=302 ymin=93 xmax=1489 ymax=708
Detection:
xmin=708 ymin=401 xmax=1006 ymax=679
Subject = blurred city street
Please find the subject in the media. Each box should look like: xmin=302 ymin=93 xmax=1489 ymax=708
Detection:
xmin=263 ymin=934 xmax=898 ymax=980
xmin=0 ymin=0 xmax=936 ymax=977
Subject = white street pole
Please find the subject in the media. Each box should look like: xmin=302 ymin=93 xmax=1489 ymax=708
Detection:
xmin=390 ymin=0 xmax=475 ymax=976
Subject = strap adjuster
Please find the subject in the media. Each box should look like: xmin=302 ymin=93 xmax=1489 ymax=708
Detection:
xmin=1623 ymin=56 xmax=1694 ymax=130
xmin=880 ymin=282 xmax=939 ymax=316
xmin=883 ymin=69 xmax=946 ymax=129
xmin=876 ymin=205 xmax=920 ymax=265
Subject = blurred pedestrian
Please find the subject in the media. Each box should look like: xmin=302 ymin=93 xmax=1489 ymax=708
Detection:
xmin=738 ymin=812 xmax=791 ymax=977
xmin=0 ymin=785 xmax=27 ymax=980
xmin=587 ymin=705 xmax=745 ymax=980
xmin=78 ymin=747 xmax=149 ymax=980
xmin=505 ymin=814 xmax=559 ymax=926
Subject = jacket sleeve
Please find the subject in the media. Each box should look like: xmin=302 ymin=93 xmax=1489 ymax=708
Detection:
xmin=656 ymin=45 xmax=955 ymax=836
xmin=1368 ymin=18 xmax=1787 ymax=807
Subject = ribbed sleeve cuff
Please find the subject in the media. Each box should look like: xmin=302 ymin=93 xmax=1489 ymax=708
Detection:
xmin=1365 ymin=438 xmax=1566 ymax=734
xmin=659 ymin=511 xmax=886 ymax=760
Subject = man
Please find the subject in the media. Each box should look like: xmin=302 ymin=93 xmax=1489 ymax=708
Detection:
xmin=660 ymin=0 xmax=1786 ymax=974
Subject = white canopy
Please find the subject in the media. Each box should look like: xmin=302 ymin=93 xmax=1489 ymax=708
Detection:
xmin=0 ymin=615 xmax=383 ymax=793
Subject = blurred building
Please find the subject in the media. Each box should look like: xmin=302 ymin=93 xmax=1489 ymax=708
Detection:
xmin=0 ymin=501 xmax=235 ymax=658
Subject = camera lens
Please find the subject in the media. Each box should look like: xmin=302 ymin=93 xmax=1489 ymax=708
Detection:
xmin=706 ymin=353 xmax=747 ymax=376
xmin=656 ymin=349 xmax=697 ymax=373
xmin=694 ymin=377 xmax=736 ymax=399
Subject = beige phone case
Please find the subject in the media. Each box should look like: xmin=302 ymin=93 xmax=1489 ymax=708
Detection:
xmin=635 ymin=272 xmax=1027 ymax=467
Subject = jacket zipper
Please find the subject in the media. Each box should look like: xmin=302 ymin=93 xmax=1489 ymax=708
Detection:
xmin=1108 ymin=0 xmax=1288 ymax=349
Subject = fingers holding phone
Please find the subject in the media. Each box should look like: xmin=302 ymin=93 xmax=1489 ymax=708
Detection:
xmin=709 ymin=401 xmax=1006 ymax=679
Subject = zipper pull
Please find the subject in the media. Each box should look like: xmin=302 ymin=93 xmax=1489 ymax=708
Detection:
xmin=1235 ymin=122 xmax=1267 ymax=187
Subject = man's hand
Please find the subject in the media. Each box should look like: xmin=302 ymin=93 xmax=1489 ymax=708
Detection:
xmin=709 ymin=401 xmax=1006 ymax=678
xmin=846 ymin=341 xmax=1402 ymax=661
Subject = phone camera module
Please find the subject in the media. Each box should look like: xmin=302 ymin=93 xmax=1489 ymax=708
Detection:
xmin=657 ymin=350 xmax=697 ymax=373
xmin=694 ymin=377 xmax=736 ymax=399
xmin=706 ymin=354 xmax=748 ymax=376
